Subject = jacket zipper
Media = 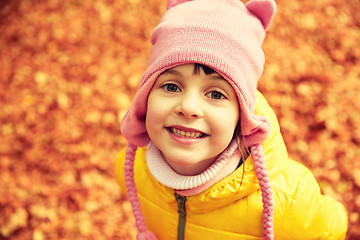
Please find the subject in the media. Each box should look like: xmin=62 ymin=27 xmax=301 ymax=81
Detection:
xmin=174 ymin=193 xmax=187 ymax=240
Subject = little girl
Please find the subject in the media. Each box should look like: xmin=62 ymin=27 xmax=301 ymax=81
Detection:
xmin=115 ymin=0 xmax=348 ymax=239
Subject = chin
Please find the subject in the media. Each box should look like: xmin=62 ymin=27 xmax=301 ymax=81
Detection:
xmin=167 ymin=158 xmax=197 ymax=167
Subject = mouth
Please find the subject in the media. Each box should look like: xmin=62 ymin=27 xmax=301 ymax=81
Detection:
xmin=168 ymin=127 xmax=206 ymax=139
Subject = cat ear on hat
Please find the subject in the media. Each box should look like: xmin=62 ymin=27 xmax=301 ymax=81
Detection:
xmin=246 ymin=0 xmax=276 ymax=30
xmin=167 ymin=0 xmax=193 ymax=9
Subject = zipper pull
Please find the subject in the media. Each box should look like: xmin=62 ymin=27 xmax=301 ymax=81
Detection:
xmin=175 ymin=192 xmax=187 ymax=216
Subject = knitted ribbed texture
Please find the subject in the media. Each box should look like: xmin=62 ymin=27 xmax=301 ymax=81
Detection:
xmin=124 ymin=144 xmax=157 ymax=240
xmin=251 ymin=144 xmax=274 ymax=240
xmin=146 ymin=140 xmax=239 ymax=190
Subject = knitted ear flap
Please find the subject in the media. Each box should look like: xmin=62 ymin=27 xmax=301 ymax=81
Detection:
xmin=251 ymin=143 xmax=274 ymax=240
xmin=246 ymin=0 xmax=276 ymax=30
xmin=167 ymin=0 xmax=193 ymax=10
xmin=124 ymin=144 xmax=157 ymax=240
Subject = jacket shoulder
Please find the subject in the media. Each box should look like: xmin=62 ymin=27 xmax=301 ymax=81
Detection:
xmin=273 ymin=159 xmax=348 ymax=239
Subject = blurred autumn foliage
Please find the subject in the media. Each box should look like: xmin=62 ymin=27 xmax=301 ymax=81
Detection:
xmin=0 ymin=0 xmax=359 ymax=239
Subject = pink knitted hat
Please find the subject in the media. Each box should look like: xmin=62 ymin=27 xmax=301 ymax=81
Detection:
xmin=121 ymin=0 xmax=276 ymax=239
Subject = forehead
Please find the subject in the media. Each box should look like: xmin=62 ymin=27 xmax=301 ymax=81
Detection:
xmin=160 ymin=64 xmax=225 ymax=80
xmin=155 ymin=64 xmax=239 ymax=99
xmin=154 ymin=64 xmax=241 ymax=99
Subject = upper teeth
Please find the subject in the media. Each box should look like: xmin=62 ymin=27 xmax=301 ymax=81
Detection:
xmin=171 ymin=128 xmax=202 ymax=138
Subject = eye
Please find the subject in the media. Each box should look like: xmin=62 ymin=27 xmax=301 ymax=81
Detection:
xmin=207 ymin=91 xmax=225 ymax=100
xmin=162 ymin=83 xmax=180 ymax=92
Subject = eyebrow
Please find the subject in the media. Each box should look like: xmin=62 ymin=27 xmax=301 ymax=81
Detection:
xmin=209 ymin=74 xmax=226 ymax=81
xmin=162 ymin=69 xmax=183 ymax=76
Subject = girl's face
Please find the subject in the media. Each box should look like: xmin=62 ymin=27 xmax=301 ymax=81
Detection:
xmin=146 ymin=64 xmax=239 ymax=176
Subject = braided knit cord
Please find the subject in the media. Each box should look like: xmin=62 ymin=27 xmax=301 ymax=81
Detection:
xmin=124 ymin=144 xmax=157 ymax=240
xmin=251 ymin=144 xmax=274 ymax=240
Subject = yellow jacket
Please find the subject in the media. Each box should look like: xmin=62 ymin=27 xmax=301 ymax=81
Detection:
xmin=115 ymin=92 xmax=348 ymax=239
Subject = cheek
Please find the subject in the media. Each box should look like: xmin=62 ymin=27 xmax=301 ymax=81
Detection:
xmin=145 ymin=107 xmax=158 ymax=134
xmin=145 ymin=96 xmax=166 ymax=134
xmin=145 ymin=97 xmax=156 ymax=133
xmin=211 ymin=109 xmax=239 ymax=141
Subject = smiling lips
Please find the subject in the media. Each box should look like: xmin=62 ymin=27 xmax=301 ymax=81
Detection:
xmin=169 ymin=127 xmax=205 ymax=139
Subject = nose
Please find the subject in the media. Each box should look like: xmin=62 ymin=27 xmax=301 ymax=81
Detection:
xmin=175 ymin=91 xmax=204 ymax=118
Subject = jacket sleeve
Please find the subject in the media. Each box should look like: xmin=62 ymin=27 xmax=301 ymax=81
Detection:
xmin=279 ymin=170 xmax=348 ymax=239
xmin=115 ymin=147 xmax=127 ymax=194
